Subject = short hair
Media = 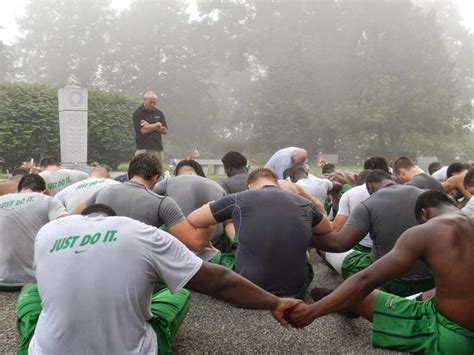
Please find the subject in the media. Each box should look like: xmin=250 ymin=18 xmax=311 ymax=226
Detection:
xmin=464 ymin=168 xmax=474 ymax=188
xmin=392 ymin=156 xmax=415 ymax=174
xmin=363 ymin=156 xmax=389 ymax=172
xmin=221 ymin=151 xmax=247 ymax=170
xmin=446 ymin=162 xmax=466 ymax=179
xmin=81 ymin=204 xmax=117 ymax=217
xmin=414 ymin=191 xmax=457 ymax=220
xmin=355 ymin=169 xmax=372 ymax=185
xmin=365 ymin=169 xmax=393 ymax=184
xmin=18 ymin=174 xmax=46 ymax=192
xmin=174 ymin=159 xmax=206 ymax=177
xmin=127 ymin=153 xmax=161 ymax=180
xmin=428 ymin=162 xmax=441 ymax=175
xmin=12 ymin=168 xmax=29 ymax=177
xmin=247 ymin=167 xmax=278 ymax=185
xmin=40 ymin=156 xmax=60 ymax=168
xmin=90 ymin=166 xmax=110 ymax=178
xmin=144 ymin=91 xmax=157 ymax=100
xmin=287 ymin=166 xmax=306 ymax=181
xmin=322 ymin=163 xmax=336 ymax=174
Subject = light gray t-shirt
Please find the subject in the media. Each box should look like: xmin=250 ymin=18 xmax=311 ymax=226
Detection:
xmin=265 ymin=147 xmax=300 ymax=179
xmin=296 ymin=176 xmax=333 ymax=205
xmin=39 ymin=169 xmax=89 ymax=196
xmin=0 ymin=192 xmax=67 ymax=286
xmin=29 ymin=215 xmax=202 ymax=355
xmin=337 ymin=184 xmax=372 ymax=248
xmin=55 ymin=178 xmax=120 ymax=212
xmin=154 ymin=175 xmax=226 ymax=241
xmin=346 ymin=184 xmax=431 ymax=282
xmin=86 ymin=181 xmax=185 ymax=228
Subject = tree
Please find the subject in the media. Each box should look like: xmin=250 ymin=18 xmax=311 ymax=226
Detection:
xmin=15 ymin=0 xmax=114 ymax=87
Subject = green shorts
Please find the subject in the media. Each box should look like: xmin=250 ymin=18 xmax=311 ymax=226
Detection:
xmin=342 ymin=251 xmax=434 ymax=297
xmin=16 ymin=285 xmax=190 ymax=355
xmin=373 ymin=291 xmax=474 ymax=354
xmin=352 ymin=244 xmax=371 ymax=253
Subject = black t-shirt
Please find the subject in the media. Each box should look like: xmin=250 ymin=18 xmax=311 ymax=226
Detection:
xmin=132 ymin=105 xmax=167 ymax=150
xmin=209 ymin=185 xmax=323 ymax=297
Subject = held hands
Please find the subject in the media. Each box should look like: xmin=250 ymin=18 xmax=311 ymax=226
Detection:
xmin=271 ymin=298 xmax=317 ymax=329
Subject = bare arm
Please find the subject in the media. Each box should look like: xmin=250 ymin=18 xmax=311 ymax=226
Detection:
xmin=443 ymin=174 xmax=471 ymax=199
xmin=187 ymin=204 xmax=218 ymax=228
xmin=311 ymin=214 xmax=332 ymax=234
xmin=331 ymin=214 xmax=348 ymax=232
xmin=185 ymin=262 xmax=302 ymax=328
xmin=309 ymin=224 xmax=365 ymax=252
xmin=168 ymin=218 xmax=215 ymax=252
xmin=140 ymin=120 xmax=168 ymax=135
xmin=289 ymin=227 xmax=427 ymax=328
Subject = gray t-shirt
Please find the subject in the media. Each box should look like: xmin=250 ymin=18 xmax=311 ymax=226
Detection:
xmin=154 ymin=175 xmax=226 ymax=241
xmin=86 ymin=181 xmax=185 ymax=228
xmin=29 ymin=215 xmax=202 ymax=355
xmin=346 ymin=184 xmax=432 ymax=282
xmin=407 ymin=173 xmax=443 ymax=191
xmin=219 ymin=173 xmax=249 ymax=194
xmin=55 ymin=178 xmax=120 ymax=212
xmin=0 ymin=192 xmax=67 ymax=286
xmin=296 ymin=176 xmax=333 ymax=205
xmin=39 ymin=169 xmax=89 ymax=196
xmin=265 ymin=147 xmax=300 ymax=179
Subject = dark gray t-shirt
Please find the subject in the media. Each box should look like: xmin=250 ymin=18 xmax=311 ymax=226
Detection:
xmin=346 ymin=184 xmax=432 ymax=282
xmin=210 ymin=186 xmax=323 ymax=297
xmin=86 ymin=181 xmax=185 ymax=228
xmin=407 ymin=173 xmax=444 ymax=191
xmin=219 ymin=173 xmax=249 ymax=194
xmin=153 ymin=175 xmax=226 ymax=241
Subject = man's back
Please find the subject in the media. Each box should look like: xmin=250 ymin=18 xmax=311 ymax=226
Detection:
xmin=0 ymin=192 xmax=66 ymax=286
xmin=39 ymin=168 xmax=88 ymax=196
xmin=210 ymin=186 xmax=322 ymax=296
xmin=154 ymin=175 xmax=225 ymax=216
xmin=30 ymin=215 xmax=201 ymax=354
xmin=265 ymin=147 xmax=297 ymax=179
xmin=347 ymin=184 xmax=431 ymax=281
xmin=219 ymin=172 xmax=248 ymax=194
xmin=86 ymin=181 xmax=185 ymax=228
xmin=296 ymin=176 xmax=332 ymax=204
xmin=421 ymin=213 xmax=474 ymax=329
xmin=407 ymin=173 xmax=443 ymax=191
xmin=55 ymin=177 xmax=120 ymax=212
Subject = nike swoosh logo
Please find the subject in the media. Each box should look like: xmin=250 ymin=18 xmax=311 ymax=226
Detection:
xmin=75 ymin=250 xmax=87 ymax=254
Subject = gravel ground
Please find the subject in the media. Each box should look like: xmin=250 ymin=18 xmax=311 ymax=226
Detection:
xmin=0 ymin=250 xmax=402 ymax=354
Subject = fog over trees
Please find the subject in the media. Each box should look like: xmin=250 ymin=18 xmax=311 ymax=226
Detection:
xmin=0 ymin=0 xmax=472 ymax=166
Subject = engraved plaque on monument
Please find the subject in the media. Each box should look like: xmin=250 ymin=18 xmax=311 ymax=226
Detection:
xmin=58 ymin=87 xmax=88 ymax=168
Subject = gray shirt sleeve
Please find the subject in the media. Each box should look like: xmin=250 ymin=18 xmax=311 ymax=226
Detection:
xmin=345 ymin=203 xmax=371 ymax=236
xmin=159 ymin=197 xmax=186 ymax=228
xmin=153 ymin=179 xmax=167 ymax=195
xmin=47 ymin=196 xmax=68 ymax=220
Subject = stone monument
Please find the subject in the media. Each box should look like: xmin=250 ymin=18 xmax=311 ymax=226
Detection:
xmin=58 ymin=86 xmax=88 ymax=170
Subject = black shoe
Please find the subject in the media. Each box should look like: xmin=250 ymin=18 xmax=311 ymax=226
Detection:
xmin=310 ymin=287 xmax=334 ymax=301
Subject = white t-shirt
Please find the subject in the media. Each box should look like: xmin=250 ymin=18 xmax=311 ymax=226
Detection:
xmin=0 ymin=192 xmax=67 ymax=286
xmin=431 ymin=166 xmax=448 ymax=181
xmin=462 ymin=198 xmax=474 ymax=215
xmin=337 ymin=185 xmax=372 ymax=248
xmin=265 ymin=147 xmax=299 ymax=179
xmin=55 ymin=177 xmax=120 ymax=212
xmin=39 ymin=169 xmax=89 ymax=196
xmin=29 ymin=215 xmax=202 ymax=355
xmin=296 ymin=176 xmax=333 ymax=205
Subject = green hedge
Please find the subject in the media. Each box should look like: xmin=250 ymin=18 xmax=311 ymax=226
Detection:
xmin=0 ymin=83 xmax=140 ymax=169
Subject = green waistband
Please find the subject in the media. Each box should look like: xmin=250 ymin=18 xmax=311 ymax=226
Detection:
xmin=435 ymin=309 xmax=474 ymax=339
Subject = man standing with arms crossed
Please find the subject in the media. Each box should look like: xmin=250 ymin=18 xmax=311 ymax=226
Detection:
xmin=133 ymin=91 xmax=168 ymax=169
